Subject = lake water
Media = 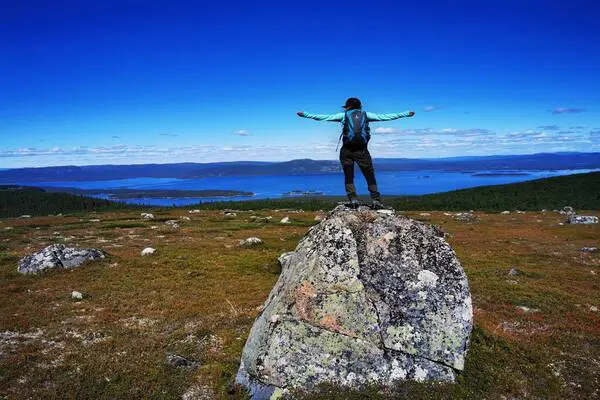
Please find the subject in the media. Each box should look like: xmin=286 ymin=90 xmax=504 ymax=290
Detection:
xmin=14 ymin=168 xmax=598 ymax=206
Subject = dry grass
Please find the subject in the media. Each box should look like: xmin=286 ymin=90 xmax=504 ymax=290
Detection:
xmin=0 ymin=208 xmax=598 ymax=399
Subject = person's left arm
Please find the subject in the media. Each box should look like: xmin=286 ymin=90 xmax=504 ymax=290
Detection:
xmin=366 ymin=111 xmax=415 ymax=121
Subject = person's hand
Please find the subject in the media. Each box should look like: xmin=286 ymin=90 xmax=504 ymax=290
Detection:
xmin=408 ymin=111 xmax=415 ymax=117
xmin=296 ymin=111 xmax=305 ymax=117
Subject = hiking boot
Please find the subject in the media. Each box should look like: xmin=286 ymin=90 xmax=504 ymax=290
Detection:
xmin=349 ymin=198 xmax=359 ymax=209
xmin=371 ymin=200 xmax=385 ymax=210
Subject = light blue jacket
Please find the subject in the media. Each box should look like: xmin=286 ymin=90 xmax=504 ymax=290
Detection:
xmin=299 ymin=110 xmax=412 ymax=122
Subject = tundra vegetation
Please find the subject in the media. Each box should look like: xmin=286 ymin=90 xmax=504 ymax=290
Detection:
xmin=0 ymin=174 xmax=599 ymax=399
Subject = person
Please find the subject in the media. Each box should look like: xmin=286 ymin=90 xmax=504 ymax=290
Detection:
xmin=297 ymin=97 xmax=415 ymax=208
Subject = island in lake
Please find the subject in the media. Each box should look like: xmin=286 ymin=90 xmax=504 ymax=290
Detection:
xmin=41 ymin=187 xmax=254 ymax=199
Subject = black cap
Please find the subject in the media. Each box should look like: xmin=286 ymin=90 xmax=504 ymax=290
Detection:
xmin=342 ymin=97 xmax=362 ymax=110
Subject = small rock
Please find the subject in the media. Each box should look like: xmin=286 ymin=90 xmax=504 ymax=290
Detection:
xmin=419 ymin=213 xmax=431 ymax=216
xmin=506 ymin=280 xmax=519 ymax=285
xmin=165 ymin=220 xmax=180 ymax=228
xmin=590 ymin=306 xmax=598 ymax=312
xmin=180 ymin=216 xmax=191 ymax=221
xmin=516 ymin=305 xmax=539 ymax=313
xmin=18 ymin=215 xmax=32 ymax=219
xmin=189 ymin=209 xmax=201 ymax=214
xmin=500 ymin=211 xmax=510 ymax=215
xmin=141 ymin=213 xmax=155 ymax=220
xmin=314 ymin=215 xmax=324 ymax=221
xmin=567 ymin=215 xmax=598 ymax=225
xmin=225 ymin=212 xmax=237 ymax=218
xmin=591 ymin=270 xmax=596 ymax=275
xmin=141 ymin=247 xmax=156 ymax=256
xmin=454 ymin=212 xmax=477 ymax=222
xmin=71 ymin=291 xmax=84 ymax=300
xmin=88 ymin=219 xmax=101 ymax=222
xmin=508 ymin=268 xmax=521 ymax=276
xmin=515 ymin=210 xmax=525 ymax=214
xmin=581 ymin=247 xmax=598 ymax=253
xmin=249 ymin=216 xmax=270 ymax=223
xmin=4 ymin=227 xmax=13 ymax=230
xmin=280 ymin=217 xmax=290 ymax=224
xmin=165 ymin=354 xmax=199 ymax=368
xmin=239 ymin=237 xmax=263 ymax=247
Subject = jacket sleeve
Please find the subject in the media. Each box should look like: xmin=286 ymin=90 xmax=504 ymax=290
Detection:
xmin=366 ymin=111 xmax=412 ymax=121
xmin=300 ymin=112 xmax=345 ymax=122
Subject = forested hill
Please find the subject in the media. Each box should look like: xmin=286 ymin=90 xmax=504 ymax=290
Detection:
xmin=0 ymin=186 xmax=130 ymax=218
xmin=1 ymin=152 xmax=598 ymax=183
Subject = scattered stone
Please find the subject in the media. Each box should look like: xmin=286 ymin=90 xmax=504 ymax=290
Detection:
xmin=225 ymin=212 xmax=237 ymax=218
xmin=18 ymin=215 xmax=32 ymax=219
xmin=516 ymin=306 xmax=540 ymax=313
xmin=506 ymin=280 xmax=519 ymax=285
xmin=376 ymin=209 xmax=394 ymax=215
xmin=567 ymin=215 xmax=598 ymax=225
xmin=313 ymin=215 xmax=324 ymax=221
xmin=454 ymin=212 xmax=477 ymax=222
xmin=591 ymin=270 xmax=597 ymax=275
xmin=165 ymin=354 xmax=199 ymax=368
xmin=141 ymin=213 xmax=155 ymax=220
xmin=180 ymin=216 xmax=191 ymax=221
xmin=590 ymin=306 xmax=598 ymax=312
xmin=88 ymin=219 xmax=101 ymax=222
xmin=250 ymin=216 xmax=270 ymax=223
xmin=419 ymin=213 xmax=431 ymax=216
xmin=280 ymin=217 xmax=290 ymax=224
xmin=515 ymin=210 xmax=525 ymax=214
xmin=581 ymin=247 xmax=598 ymax=253
xmin=141 ymin=247 xmax=156 ymax=256
xmin=71 ymin=291 xmax=84 ymax=300
xmin=182 ymin=384 xmax=215 ymax=400
xmin=508 ymin=268 xmax=522 ymax=276
xmin=500 ymin=211 xmax=510 ymax=215
xmin=17 ymin=244 xmax=105 ymax=275
xmin=189 ymin=209 xmax=201 ymax=214
xmin=561 ymin=206 xmax=575 ymax=215
xmin=239 ymin=237 xmax=263 ymax=247
xmin=165 ymin=220 xmax=180 ymax=228
xmin=236 ymin=205 xmax=473 ymax=397
xmin=4 ymin=227 xmax=13 ymax=230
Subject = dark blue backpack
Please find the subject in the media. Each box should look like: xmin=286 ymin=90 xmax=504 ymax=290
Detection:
xmin=342 ymin=110 xmax=370 ymax=148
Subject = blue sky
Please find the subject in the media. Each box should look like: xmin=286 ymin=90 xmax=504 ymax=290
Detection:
xmin=1 ymin=0 xmax=599 ymax=167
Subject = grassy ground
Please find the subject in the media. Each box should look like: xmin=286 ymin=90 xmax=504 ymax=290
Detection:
xmin=0 ymin=208 xmax=598 ymax=399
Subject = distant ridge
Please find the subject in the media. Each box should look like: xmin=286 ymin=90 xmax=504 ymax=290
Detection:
xmin=0 ymin=152 xmax=599 ymax=183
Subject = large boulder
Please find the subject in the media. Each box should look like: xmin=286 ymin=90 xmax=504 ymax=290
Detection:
xmin=236 ymin=205 xmax=473 ymax=398
xmin=18 ymin=244 xmax=105 ymax=275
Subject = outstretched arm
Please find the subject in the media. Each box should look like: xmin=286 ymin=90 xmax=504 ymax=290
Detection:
xmin=297 ymin=111 xmax=344 ymax=122
xmin=366 ymin=111 xmax=415 ymax=121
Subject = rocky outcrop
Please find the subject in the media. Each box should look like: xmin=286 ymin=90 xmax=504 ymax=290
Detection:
xmin=18 ymin=244 xmax=105 ymax=275
xmin=236 ymin=205 xmax=473 ymax=398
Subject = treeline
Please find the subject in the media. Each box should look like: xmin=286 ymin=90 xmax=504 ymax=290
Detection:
xmin=188 ymin=172 xmax=600 ymax=212
xmin=0 ymin=186 xmax=132 ymax=218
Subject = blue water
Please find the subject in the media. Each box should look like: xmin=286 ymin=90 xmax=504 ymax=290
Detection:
xmin=14 ymin=168 xmax=598 ymax=206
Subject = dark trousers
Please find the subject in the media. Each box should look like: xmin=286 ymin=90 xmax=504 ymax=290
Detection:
xmin=339 ymin=146 xmax=381 ymax=201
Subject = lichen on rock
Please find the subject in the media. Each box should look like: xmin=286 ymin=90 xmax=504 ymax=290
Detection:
xmin=236 ymin=205 xmax=473 ymax=398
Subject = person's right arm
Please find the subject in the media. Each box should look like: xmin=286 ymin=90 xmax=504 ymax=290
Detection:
xmin=297 ymin=111 xmax=344 ymax=122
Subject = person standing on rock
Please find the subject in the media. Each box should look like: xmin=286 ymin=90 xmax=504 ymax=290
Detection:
xmin=297 ymin=97 xmax=415 ymax=208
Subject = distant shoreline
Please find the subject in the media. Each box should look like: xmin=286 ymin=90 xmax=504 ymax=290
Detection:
xmin=40 ymin=187 xmax=254 ymax=199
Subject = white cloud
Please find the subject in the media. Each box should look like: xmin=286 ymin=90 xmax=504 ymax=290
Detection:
xmin=373 ymin=127 xmax=402 ymax=134
xmin=232 ymin=129 xmax=251 ymax=136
